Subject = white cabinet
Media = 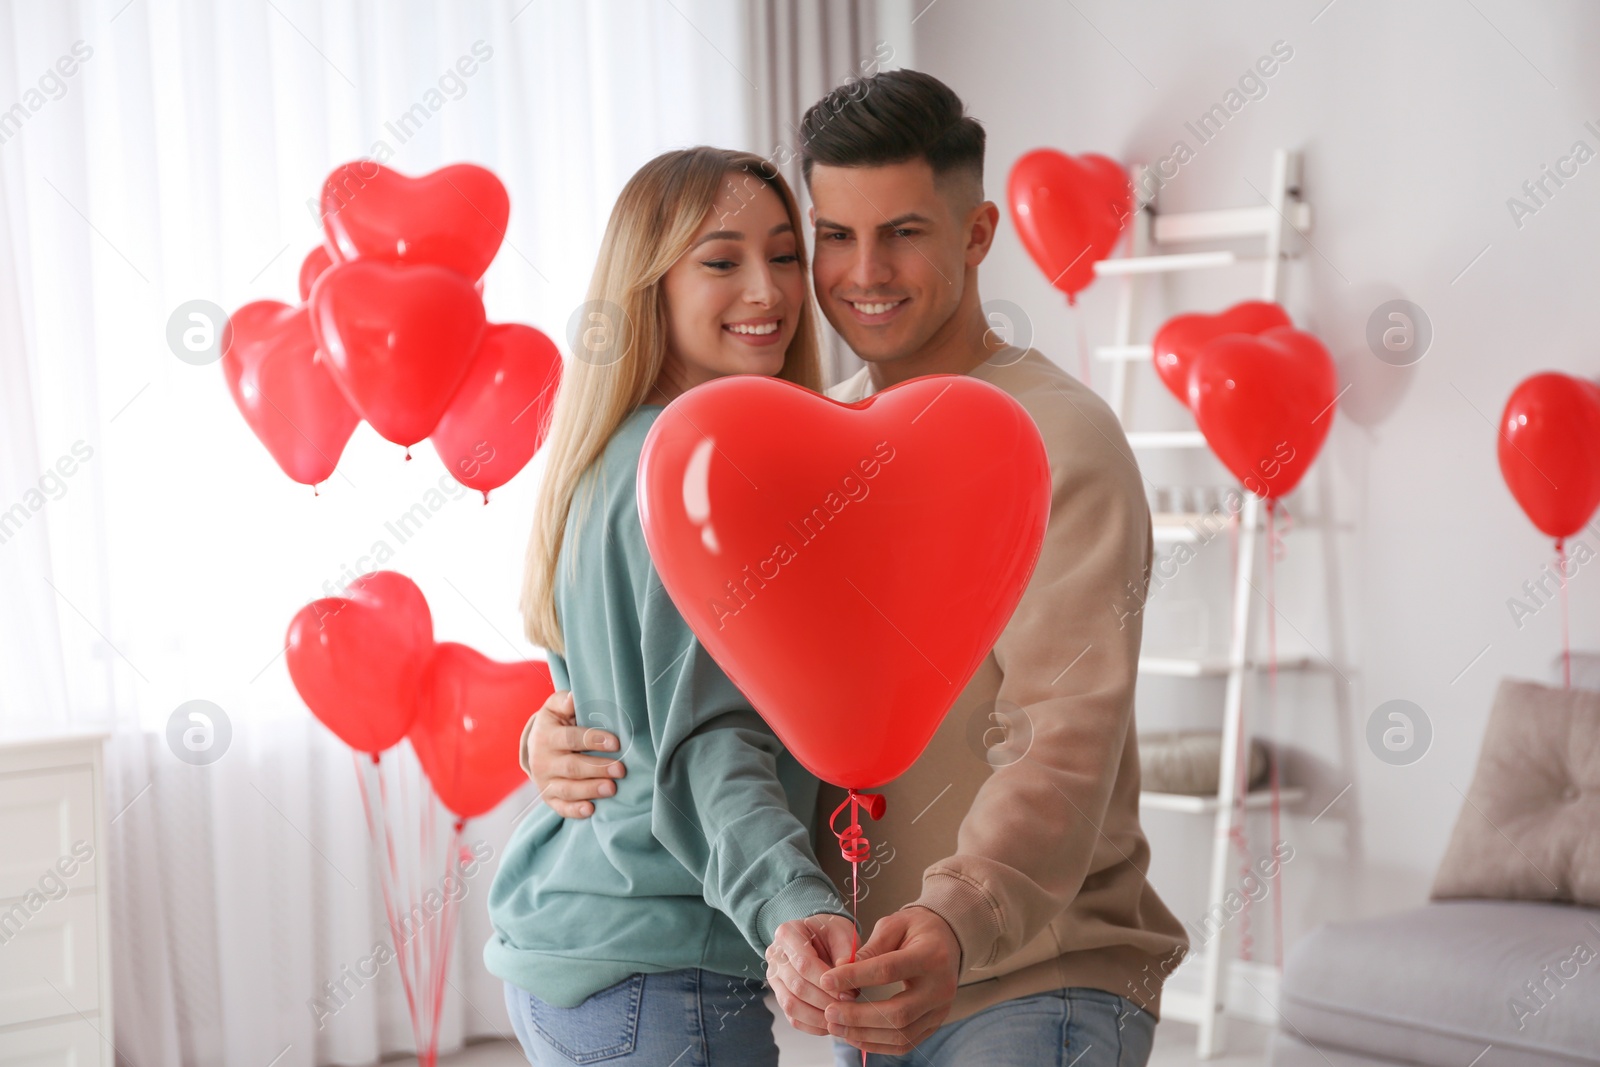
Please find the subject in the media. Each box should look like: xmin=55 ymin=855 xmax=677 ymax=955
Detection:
xmin=0 ymin=734 xmax=112 ymax=1065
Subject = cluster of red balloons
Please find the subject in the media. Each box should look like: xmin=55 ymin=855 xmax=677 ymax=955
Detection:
xmin=637 ymin=375 xmax=1050 ymax=791
xmin=223 ymin=162 xmax=562 ymax=499
xmin=285 ymin=571 xmax=552 ymax=820
xmin=1498 ymin=372 xmax=1600 ymax=541
xmin=1151 ymin=300 xmax=1338 ymax=501
xmin=1008 ymin=149 xmax=1131 ymax=305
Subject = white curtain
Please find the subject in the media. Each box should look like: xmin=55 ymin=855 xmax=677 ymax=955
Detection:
xmin=0 ymin=2 xmax=771 ymax=1063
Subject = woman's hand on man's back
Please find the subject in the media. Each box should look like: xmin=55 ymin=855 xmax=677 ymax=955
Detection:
xmin=524 ymin=690 xmax=626 ymax=818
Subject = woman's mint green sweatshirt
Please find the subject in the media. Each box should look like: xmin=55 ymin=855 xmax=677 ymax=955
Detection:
xmin=484 ymin=404 xmax=853 ymax=1007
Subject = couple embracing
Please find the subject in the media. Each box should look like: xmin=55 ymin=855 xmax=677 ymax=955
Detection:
xmin=483 ymin=68 xmax=1189 ymax=1067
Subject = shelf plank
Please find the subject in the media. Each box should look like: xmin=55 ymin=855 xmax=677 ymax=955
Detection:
xmin=1140 ymin=786 xmax=1305 ymax=814
xmin=1138 ymin=655 xmax=1325 ymax=677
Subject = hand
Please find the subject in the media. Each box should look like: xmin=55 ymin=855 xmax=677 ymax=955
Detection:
xmin=765 ymin=913 xmax=859 ymax=1035
xmin=818 ymin=906 xmax=960 ymax=1054
xmin=525 ymin=690 xmax=625 ymax=818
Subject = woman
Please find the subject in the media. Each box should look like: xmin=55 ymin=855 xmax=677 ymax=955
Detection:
xmin=484 ymin=147 xmax=857 ymax=1066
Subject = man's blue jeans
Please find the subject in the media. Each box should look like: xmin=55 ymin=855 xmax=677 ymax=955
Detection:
xmin=504 ymin=970 xmax=778 ymax=1065
xmin=830 ymin=986 xmax=1158 ymax=1067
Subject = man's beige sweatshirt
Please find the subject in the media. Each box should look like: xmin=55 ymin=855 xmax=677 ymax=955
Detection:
xmin=815 ymin=345 xmax=1190 ymax=1024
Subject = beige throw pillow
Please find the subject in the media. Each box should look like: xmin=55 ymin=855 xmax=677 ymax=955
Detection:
xmin=1430 ymin=677 xmax=1599 ymax=906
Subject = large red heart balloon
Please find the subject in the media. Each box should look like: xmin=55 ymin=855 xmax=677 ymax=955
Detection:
xmin=320 ymin=162 xmax=509 ymax=281
xmin=1498 ymin=373 xmax=1600 ymax=539
xmin=430 ymin=323 xmax=564 ymax=500
xmin=410 ymin=643 xmax=553 ymax=819
xmin=1188 ymin=327 xmax=1338 ymax=500
xmin=221 ymin=301 xmax=361 ymax=487
xmin=1008 ymin=150 xmax=1130 ymax=304
xmin=1152 ymin=300 xmax=1291 ymax=407
xmin=309 ymin=260 xmax=487 ymax=447
xmin=286 ymin=571 xmax=434 ymax=754
xmin=637 ymin=374 xmax=1051 ymax=790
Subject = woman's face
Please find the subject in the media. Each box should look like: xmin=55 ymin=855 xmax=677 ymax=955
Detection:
xmin=654 ymin=174 xmax=805 ymax=400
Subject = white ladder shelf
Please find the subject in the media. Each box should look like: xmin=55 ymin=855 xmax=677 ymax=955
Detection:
xmin=1097 ymin=149 xmax=1338 ymax=1059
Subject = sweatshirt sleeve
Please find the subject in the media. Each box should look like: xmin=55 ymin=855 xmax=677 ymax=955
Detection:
xmin=907 ymin=382 xmax=1153 ymax=976
xmin=616 ymin=479 xmax=857 ymax=952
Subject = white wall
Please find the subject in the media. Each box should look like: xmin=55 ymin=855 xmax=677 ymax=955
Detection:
xmin=902 ymin=0 xmax=1600 ymax=963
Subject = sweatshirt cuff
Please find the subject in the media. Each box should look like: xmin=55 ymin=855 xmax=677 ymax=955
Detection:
xmin=905 ymin=869 xmax=1004 ymax=978
xmin=755 ymin=875 xmax=857 ymax=947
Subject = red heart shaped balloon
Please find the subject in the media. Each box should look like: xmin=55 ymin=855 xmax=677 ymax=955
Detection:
xmin=431 ymin=323 xmax=564 ymax=500
xmin=286 ymin=571 xmax=434 ymax=754
xmin=1188 ymin=327 xmax=1338 ymax=500
xmin=1498 ymin=373 xmax=1600 ymax=539
xmin=1008 ymin=150 xmax=1130 ymax=304
xmin=221 ymin=301 xmax=361 ymax=487
xmin=298 ymin=246 xmax=334 ymax=303
xmin=637 ymin=375 xmax=1051 ymax=789
xmin=1152 ymin=300 xmax=1291 ymax=407
xmin=309 ymin=260 xmax=487 ymax=447
xmin=320 ymin=162 xmax=509 ymax=281
xmin=410 ymin=643 xmax=553 ymax=819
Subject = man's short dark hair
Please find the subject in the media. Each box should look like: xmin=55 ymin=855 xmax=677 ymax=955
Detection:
xmin=798 ymin=68 xmax=985 ymax=198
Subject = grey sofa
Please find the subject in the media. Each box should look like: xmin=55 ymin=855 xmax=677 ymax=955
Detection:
xmin=1267 ymin=672 xmax=1600 ymax=1067
xmin=1268 ymin=899 xmax=1600 ymax=1067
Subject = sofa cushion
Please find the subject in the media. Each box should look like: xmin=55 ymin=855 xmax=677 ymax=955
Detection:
xmin=1431 ymin=677 xmax=1600 ymax=906
xmin=1279 ymin=900 xmax=1600 ymax=1067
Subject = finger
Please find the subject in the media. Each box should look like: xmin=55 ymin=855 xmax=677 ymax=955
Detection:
xmin=548 ymin=723 xmax=619 ymax=754
xmin=543 ymin=796 xmax=595 ymax=818
xmin=854 ymin=913 xmax=908 ymax=959
xmin=768 ymin=946 xmax=838 ymax=1014
xmin=824 ymin=948 xmax=912 ymax=993
xmin=820 ymin=920 xmax=862 ymax=972
xmin=552 ymin=751 xmax=625 ymax=779
xmin=825 ymin=988 xmax=930 ymax=1033
xmin=826 ymin=1005 xmax=942 ymax=1055
xmin=541 ymin=777 xmax=617 ymax=803
xmin=826 ymin=1022 xmax=923 ymax=1057
xmin=769 ymin=980 xmax=830 ymax=1035
xmin=540 ymin=690 xmax=576 ymax=718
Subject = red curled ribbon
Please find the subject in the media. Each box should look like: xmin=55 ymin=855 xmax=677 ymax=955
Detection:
xmin=827 ymin=789 xmax=885 ymax=1066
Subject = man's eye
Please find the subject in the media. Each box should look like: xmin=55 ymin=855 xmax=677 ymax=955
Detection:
xmin=820 ymin=231 xmax=847 ymax=241
xmin=893 ymin=228 xmax=919 ymax=239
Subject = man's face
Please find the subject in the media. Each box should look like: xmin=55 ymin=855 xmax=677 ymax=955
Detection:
xmin=808 ymin=159 xmax=977 ymax=364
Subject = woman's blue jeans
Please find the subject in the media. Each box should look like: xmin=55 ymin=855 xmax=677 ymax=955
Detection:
xmin=504 ymin=969 xmax=777 ymax=1065
xmin=829 ymin=986 xmax=1158 ymax=1067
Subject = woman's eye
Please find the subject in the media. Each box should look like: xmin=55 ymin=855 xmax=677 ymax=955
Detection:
xmin=702 ymin=259 xmax=737 ymax=270
xmin=771 ymin=253 xmax=799 ymax=264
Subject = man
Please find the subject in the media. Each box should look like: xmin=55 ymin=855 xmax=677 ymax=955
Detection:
xmin=523 ymin=69 xmax=1188 ymax=1066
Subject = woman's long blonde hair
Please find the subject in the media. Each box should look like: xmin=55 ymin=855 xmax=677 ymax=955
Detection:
xmin=522 ymin=147 xmax=823 ymax=654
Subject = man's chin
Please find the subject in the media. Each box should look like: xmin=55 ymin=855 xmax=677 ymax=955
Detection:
xmin=830 ymin=328 xmax=918 ymax=367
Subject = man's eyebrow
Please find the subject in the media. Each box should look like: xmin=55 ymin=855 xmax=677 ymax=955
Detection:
xmin=692 ymin=222 xmax=793 ymax=247
xmin=814 ymin=213 xmax=933 ymax=232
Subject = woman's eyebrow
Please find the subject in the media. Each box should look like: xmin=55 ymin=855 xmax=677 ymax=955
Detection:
xmin=692 ymin=222 xmax=793 ymax=248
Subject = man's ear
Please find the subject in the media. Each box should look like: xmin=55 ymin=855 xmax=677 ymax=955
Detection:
xmin=966 ymin=200 xmax=1000 ymax=267
xmin=808 ymin=204 xmax=815 ymax=226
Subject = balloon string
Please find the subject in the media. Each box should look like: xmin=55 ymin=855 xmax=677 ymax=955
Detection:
xmin=364 ymin=752 xmax=420 ymax=1030
xmin=1558 ymin=538 xmax=1571 ymax=689
xmin=1266 ymin=499 xmax=1284 ymax=968
xmin=422 ymin=762 xmax=435 ymax=1065
xmin=829 ymin=789 xmax=885 ymax=1067
xmin=1073 ymin=301 xmax=1091 ymax=386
